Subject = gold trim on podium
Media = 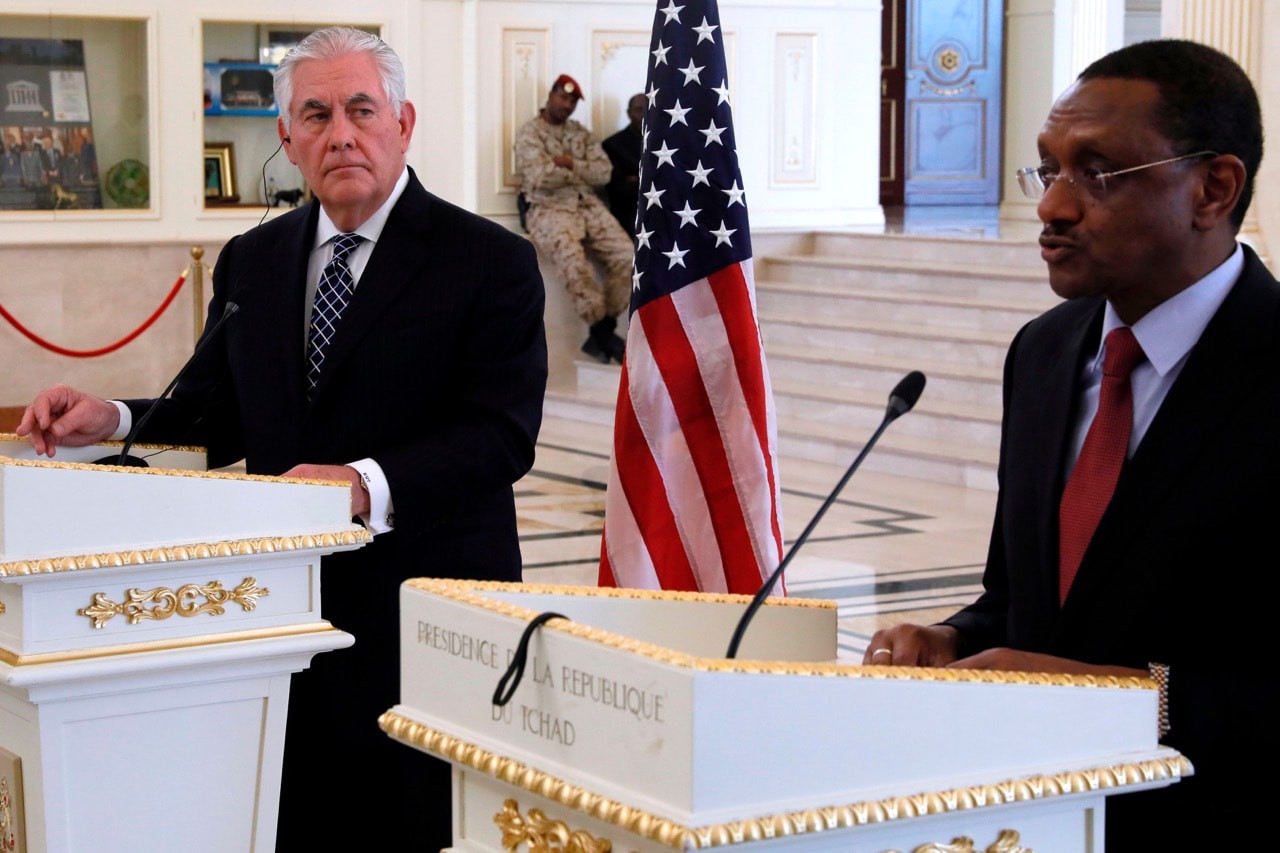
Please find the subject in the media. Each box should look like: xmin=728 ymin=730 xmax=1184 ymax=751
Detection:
xmin=891 ymin=830 xmax=1030 ymax=853
xmin=404 ymin=579 xmax=1154 ymax=689
xmin=0 ymin=622 xmax=344 ymax=668
xmin=380 ymin=711 xmax=1192 ymax=849
xmin=78 ymin=576 xmax=270 ymax=628
xmin=496 ymin=799 xmax=613 ymax=853
xmin=0 ymin=529 xmax=370 ymax=578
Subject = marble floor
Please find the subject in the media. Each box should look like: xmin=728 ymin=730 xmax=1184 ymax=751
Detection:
xmin=517 ymin=413 xmax=999 ymax=665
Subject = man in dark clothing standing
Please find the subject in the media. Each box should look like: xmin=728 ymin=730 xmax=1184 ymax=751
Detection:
xmin=602 ymin=93 xmax=646 ymax=233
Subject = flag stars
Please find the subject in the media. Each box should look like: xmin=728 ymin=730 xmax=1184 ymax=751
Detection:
xmin=635 ymin=223 xmax=654 ymax=250
xmin=679 ymin=59 xmax=705 ymax=86
xmin=686 ymin=160 xmax=713 ymax=187
xmin=693 ymin=17 xmax=719 ymax=44
xmin=664 ymin=100 xmax=691 ymax=127
xmin=632 ymin=265 xmax=644 ymax=291
xmin=643 ymin=184 xmax=666 ymax=209
xmin=675 ymin=202 xmax=701 ymax=229
xmin=651 ymin=141 xmax=678 ymax=168
xmin=659 ymin=0 xmax=684 ymax=25
xmin=699 ymin=119 xmax=726 ymax=146
xmin=722 ymin=179 xmax=746 ymax=206
xmin=710 ymin=220 xmax=737 ymax=247
xmin=652 ymin=40 xmax=671 ymax=66
xmin=645 ymin=83 xmax=660 ymax=108
xmin=663 ymin=242 xmax=689 ymax=269
xmin=712 ymin=80 xmax=731 ymax=106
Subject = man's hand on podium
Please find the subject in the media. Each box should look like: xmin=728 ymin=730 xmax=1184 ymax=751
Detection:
xmin=16 ymin=384 xmax=120 ymax=458
xmin=282 ymin=463 xmax=370 ymax=517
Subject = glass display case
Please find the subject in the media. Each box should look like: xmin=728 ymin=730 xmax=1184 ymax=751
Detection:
xmin=0 ymin=14 xmax=148 ymax=212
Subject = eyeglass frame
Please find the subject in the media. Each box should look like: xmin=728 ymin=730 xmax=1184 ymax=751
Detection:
xmin=1015 ymin=150 xmax=1219 ymax=200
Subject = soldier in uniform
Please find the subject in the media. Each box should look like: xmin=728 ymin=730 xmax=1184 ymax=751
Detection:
xmin=514 ymin=74 xmax=633 ymax=363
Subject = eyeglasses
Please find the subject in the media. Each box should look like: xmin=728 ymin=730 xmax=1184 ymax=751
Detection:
xmin=1016 ymin=150 xmax=1218 ymax=200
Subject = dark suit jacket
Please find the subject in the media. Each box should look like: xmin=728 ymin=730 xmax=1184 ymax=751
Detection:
xmin=125 ymin=168 xmax=547 ymax=848
xmin=946 ymin=243 xmax=1278 ymax=844
xmin=127 ymin=168 xmax=546 ymax=577
xmin=602 ymin=123 xmax=641 ymax=229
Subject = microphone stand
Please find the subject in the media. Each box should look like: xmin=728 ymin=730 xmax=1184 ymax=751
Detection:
xmin=724 ymin=371 xmax=926 ymax=659
xmin=98 ymin=301 xmax=240 ymax=467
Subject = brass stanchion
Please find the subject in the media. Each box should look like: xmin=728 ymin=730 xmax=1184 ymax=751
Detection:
xmin=190 ymin=245 xmax=206 ymax=343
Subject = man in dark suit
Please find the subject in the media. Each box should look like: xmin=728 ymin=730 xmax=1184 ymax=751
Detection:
xmin=17 ymin=27 xmax=546 ymax=851
xmin=602 ymin=93 xmax=645 ymax=232
xmin=863 ymin=40 xmax=1273 ymax=845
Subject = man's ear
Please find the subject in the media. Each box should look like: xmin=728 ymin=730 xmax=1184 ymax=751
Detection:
xmin=278 ymin=117 xmax=297 ymax=165
xmin=1193 ymin=154 xmax=1246 ymax=231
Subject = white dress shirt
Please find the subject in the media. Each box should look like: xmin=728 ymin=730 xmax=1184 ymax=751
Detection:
xmin=1065 ymin=243 xmax=1244 ymax=474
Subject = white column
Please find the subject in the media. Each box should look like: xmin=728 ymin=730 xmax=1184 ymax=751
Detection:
xmin=999 ymin=0 xmax=1069 ymax=223
xmin=1162 ymin=0 xmax=1270 ymax=260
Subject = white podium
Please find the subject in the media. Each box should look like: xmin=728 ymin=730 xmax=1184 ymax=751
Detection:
xmin=0 ymin=441 xmax=368 ymax=853
xmin=384 ymin=580 xmax=1190 ymax=853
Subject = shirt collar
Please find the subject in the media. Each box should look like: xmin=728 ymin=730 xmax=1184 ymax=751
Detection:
xmin=313 ymin=167 xmax=410 ymax=250
xmin=1099 ymin=242 xmax=1243 ymax=376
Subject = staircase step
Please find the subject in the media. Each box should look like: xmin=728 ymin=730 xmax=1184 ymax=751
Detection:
xmin=808 ymin=229 xmax=1046 ymax=272
xmin=758 ymin=253 xmax=1052 ymax=300
xmin=755 ymin=278 xmax=1052 ymax=333
xmin=762 ymin=342 xmax=1003 ymax=409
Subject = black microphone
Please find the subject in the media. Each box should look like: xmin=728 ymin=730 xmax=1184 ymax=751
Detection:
xmin=724 ymin=370 xmax=927 ymax=659
xmin=97 ymin=301 xmax=241 ymax=467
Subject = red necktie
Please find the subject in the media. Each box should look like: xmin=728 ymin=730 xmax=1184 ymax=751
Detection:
xmin=1058 ymin=326 xmax=1145 ymax=605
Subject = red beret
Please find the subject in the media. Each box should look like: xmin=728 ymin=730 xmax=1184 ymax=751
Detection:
xmin=552 ymin=73 xmax=585 ymax=100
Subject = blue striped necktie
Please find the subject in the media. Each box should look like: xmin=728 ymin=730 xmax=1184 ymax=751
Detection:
xmin=307 ymin=232 xmax=364 ymax=397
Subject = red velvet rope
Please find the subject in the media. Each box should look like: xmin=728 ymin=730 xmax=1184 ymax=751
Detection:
xmin=0 ymin=271 xmax=188 ymax=358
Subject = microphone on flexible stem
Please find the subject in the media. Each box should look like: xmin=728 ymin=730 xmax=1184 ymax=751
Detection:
xmin=96 ymin=301 xmax=241 ymax=468
xmin=724 ymin=370 xmax=927 ymax=659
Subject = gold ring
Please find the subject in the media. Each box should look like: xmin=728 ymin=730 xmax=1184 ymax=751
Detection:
xmin=871 ymin=648 xmax=892 ymax=658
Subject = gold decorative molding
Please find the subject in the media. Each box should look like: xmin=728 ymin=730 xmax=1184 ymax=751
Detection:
xmin=889 ymin=829 xmax=1030 ymax=853
xmin=496 ymin=798 xmax=613 ymax=853
xmin=0 ymin=433 xmax=203 ymax=453
xmin=0 ymin=601 xmax=5 ymax=616
xmin=936 ymin=48 xmax=961 ymax=73
xmin=0 ymin=450 xmax=333 ymax=485
xmin=380 ymin=711 xmax=1190 ymax=850
xmin=403 ymin=579 xmax=1152 ymax=689
xmin=0 ymin=529 xmax=369 ymax=578
xmin=920 ymin=79 xmax=976 ymax=97
xmin=0 ymin=621 xmax=342 ymax=668
xmin=78 ymin=577 xmax=269 ymax=628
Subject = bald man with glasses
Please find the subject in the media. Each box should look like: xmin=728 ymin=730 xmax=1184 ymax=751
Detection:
xmin=864 ymin=39 xmax=1274 ymax=846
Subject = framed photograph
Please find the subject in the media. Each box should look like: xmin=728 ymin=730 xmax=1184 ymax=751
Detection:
xmin=204 ymin=142 xmax=238 ymax=203
xmin=203 ymin=62 xmax=277 ymax=116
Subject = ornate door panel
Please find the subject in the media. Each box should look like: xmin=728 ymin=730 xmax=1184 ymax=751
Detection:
xmin=903 ymin=0 xmax=1003 ymax=205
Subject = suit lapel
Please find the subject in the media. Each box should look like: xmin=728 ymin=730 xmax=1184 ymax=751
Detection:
xmin=1062 ymin=248 xmax=1280 ymax=614
xmin=1031 ymin=303 xmax=1102 ymax=617
xmin=306 ymin=174 xmax=435 ymax=406
xmin=255 ymin=205 xmax=312 ymax=416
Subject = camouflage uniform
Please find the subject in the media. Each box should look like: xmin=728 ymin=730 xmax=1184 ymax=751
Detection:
xmin=514 ymin=114 xmax=633 ymax=325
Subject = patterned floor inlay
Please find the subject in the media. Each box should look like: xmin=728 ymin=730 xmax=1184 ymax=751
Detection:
xmin=518 ymin=419 xmax=996 ymax=662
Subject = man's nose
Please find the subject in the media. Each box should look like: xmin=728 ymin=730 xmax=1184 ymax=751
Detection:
xmin=1037 ymin=173 xmax=1084 ymax=224
xmin=327 ymin=114 xmax=356 ymax=149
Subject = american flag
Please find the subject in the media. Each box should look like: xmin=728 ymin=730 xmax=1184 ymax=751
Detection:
xmin=598 ymin=0 xmax=784 ymax=594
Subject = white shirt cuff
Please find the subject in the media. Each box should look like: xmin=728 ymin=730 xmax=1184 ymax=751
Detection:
xmin=109 ymin=401 xmax=131 ymax=441
xmin=348 ymin=457 xmax=395 ymax=535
